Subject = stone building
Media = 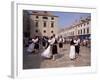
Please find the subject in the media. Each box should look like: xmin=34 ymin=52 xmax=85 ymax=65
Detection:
xmin=29 ymin=11 xmax=58 ymax=38
xmin=59 ymin=16 xmax=91 ymax=40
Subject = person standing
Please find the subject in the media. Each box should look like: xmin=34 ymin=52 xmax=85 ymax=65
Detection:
xmin=58 ymin=36 xmax=63 ymax=48
xmin=41 ymin=37 xmax=52 ymax=59
xmin=42 ymin=36 xmax=47 ymax=49
xmin=50 ymin=35 xmax=58 ymax=60
xmin=32 ymin=36 xmax=39 ymax=54
xmin=69 ymin=38 xmax=75 ymax=60
xmin=74 ymin=37 xmax=80 ymax=56
xmin=58 ymin=36 xmax=63 ymax=52
xmin=27 ymin=40 xmax=34 ymax=53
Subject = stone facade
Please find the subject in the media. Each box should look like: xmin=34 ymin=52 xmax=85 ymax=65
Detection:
xmin=29 ymin=11 xmax=58 ymax=38
xmin=59 ymin=16 xmax=91 ymax=39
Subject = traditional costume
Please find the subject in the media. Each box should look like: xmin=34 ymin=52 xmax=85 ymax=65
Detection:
xmin=27 ymin=43 xmax=34 ymax=53
xmin=69 ymin=40 xmax=75 ymax=59
xmin=32 ymin=37 xmax=39 ymax=50
xmin=74 ymin=39 xmax=80 ymax=55
xmin=50 ymin=37 xmax=58 ymax=55
xmin=41 ymin=37 xmax=58 ymax=59
xmin=41 ymin=45 xmax=52 ymax=58
xmin=41 ymin=39 xmax=52 ymax=58
xmin=58 ymin=38 xmax=63 ymax=48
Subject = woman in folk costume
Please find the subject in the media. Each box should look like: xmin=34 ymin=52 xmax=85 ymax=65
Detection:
xmin=27 ymin=42 xmax=34 ymax=53
xmin=41 ymin=37 xmax=52 ymax=58
xmin=69 ymin=38 xmax=76 ymax=60
xmin=32 ymin=36 xmax=39 ymax=53
xmin=58 ymin=36 xmax=63 ymax=52
xmin=58 ymin=36 xmax=63 ymax=48
xmin=41 ymin=35 xmax=58 ymax=60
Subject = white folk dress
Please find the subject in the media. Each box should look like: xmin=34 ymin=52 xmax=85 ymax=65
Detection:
xmin=27 ymin=43 xmax=34 ymax=52
xmin=69 ymin=45 xmax=75 ymax=59
xmin=41 ymin=39 xmax=54 ymax=58
xmin=41 ymin=45 xmax=52 ymax=58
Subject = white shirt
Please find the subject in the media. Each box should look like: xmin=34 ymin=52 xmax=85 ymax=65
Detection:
xmin=48 ymin=38 xmax=55 ymax=45
xmin=58 ymin=38 xmax=62 ymax=43
xmin=74 ymin=39 xmax=80 ymax=46
xmin=32 ymin=38 xmax=38 ymax=43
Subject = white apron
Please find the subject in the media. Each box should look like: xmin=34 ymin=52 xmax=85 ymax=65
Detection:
xmin=27 ymin=43 xmax=34 ymax=52
xmin=41 ymin=45 xmax=52 ymax=58
xmin=69 ymin=45 xmax=75 ymax=59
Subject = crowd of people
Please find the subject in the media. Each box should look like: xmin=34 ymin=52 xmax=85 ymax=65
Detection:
xmin=24 ymin=34 xmax=88 ymax=61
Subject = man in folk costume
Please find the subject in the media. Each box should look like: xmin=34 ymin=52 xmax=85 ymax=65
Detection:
xmin=74 ymin=37 xmax=80 ymax=57
xmin=50 ymin=34 xmax=58 ymax=60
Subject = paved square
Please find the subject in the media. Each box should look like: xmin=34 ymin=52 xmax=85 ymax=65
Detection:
xmin=23 ymin=43 xmax=90 ymax=69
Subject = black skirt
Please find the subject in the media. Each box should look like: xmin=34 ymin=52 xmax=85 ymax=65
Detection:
xmin=59 ymin=43 xmax=63 ymax=48
xmin=52 ymin=44 xmax=58 ymax=55
xmin=42 ymin=41 xmax=46 ymax=47
xmin=34 ymin=43 xmax=39 ymax=49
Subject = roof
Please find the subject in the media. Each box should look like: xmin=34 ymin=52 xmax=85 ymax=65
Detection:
xmin=29 ymin=11 xmax=58 ymax=17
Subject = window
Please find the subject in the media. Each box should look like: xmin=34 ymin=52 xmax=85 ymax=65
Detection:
xmin=84 ymin=29 xmax=85 ymax=34
xmin=35 ymin=21 xmax=38 ymax=27
xmin=87 ymin=28 xmax=89 ymax=34
xmin=51 ymin=17 xmax=54 ymax=20
xmin=51 ymin=30 xmax=54 ymax=33
xmin=36 ymin=16 xmax=38 ymax=18
xmin=43 ymin=30 xmax=46 ymax=33
xmin=51 ymin=22 xmax=54 ymax=27
xmin=43 ymin=21 xmax=46 ymax=27
xmin=35 ymin=30 xmax=38 ymax=33
xmin=42 ymin=16 xmax=48 ymax=19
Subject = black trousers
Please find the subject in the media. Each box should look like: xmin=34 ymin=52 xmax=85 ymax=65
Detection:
xmin=75 ymin=45 xmax=80 ymax=54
